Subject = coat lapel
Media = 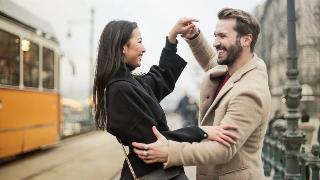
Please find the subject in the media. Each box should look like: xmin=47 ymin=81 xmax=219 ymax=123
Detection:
xmin=199 ymin=65 xmax=228 ymax=121
xmin=199 ymin=65 xmax=227 ymax=124
xmin=201 ymin=77 xmax=234 ymax=124
xmin=200 ymin=55 xmax=259 ymax=125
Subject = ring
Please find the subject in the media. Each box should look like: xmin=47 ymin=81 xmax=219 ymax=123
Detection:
xmin=144 ymin=144 xmax=149 ymax=150
xmin=143 ymin=150 xmax=148 ymax=157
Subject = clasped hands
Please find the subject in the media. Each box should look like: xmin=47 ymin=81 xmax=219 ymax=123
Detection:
xmin=167 ymin=17 xmax=200 ymax=44
xmin=132 ymin=124 xmax=239 ymax=164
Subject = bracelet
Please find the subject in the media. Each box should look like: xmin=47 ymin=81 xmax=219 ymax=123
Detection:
xmin=203 ymin=131 xmax=208 ymax=139
xmin=199 ymin=127 xmax=208 ymax=139
xmin=187 ymin=29 xmax=200 ymax=40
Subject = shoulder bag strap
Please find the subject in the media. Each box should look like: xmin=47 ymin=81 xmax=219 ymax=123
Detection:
xmin=118 ymin=139 xmax=139 ymax=180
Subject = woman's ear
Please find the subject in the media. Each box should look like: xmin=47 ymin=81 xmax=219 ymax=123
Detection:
xmin=122 ymin=45 xmax=127 ymax=54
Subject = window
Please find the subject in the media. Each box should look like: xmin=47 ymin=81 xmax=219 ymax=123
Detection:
xmin=43 ymin=47 xmax=54 ymax=89
xmin=0 ymin=29 xmax=20 ymax=86
xmin=23 ymin=39 xmax=39 ymax=88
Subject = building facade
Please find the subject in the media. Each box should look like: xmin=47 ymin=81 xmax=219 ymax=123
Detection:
xmin=254 ymin=0 xmax=320 ymax=120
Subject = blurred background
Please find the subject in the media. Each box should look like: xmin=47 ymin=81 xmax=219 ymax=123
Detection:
xmin=0 ymin=0 xmax=319 ymax=179
xmin=9 ymin=0 xmax=264 ymax=107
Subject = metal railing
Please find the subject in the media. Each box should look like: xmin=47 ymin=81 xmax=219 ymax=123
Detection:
xmin=262 ymin=119 xmax=320 ymax=180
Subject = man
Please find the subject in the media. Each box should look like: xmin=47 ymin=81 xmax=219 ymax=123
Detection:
xmin=175 ymin=93 xmax=191 ymax=126
xmin=133 ymin=8 xmax=271 ymax=180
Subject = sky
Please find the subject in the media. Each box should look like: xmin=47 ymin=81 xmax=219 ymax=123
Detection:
xmin=11 ymin=0 xmax=265 ymax=109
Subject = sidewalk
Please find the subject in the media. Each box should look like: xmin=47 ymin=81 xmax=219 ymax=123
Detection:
xmin=0 ymin=131 xmax=124 ymax=180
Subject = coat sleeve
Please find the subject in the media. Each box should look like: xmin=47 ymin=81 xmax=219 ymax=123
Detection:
xmin=185 ymin=31 xmax=218 ymax=71
xmin=137 ymin=39 xmax=187 ymax=102
xmin=107 ymin=83 xmax=206 ymax=146
xmin=164 ymin=91 xmax=264 ymax=168
xmin=162 ymin=126 xmax=207 ymax=143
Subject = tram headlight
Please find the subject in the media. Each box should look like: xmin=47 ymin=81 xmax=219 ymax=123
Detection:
xmin=21 ymin=39 xmax=30 ymax=51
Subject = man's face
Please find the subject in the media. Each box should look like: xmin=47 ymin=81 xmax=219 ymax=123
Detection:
xmin=213 ymin=19 xmax=243 ymax=66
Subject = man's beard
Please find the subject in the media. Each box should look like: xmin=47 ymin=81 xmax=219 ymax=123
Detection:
xmin=216 ymin=38 xmax=242 ymax=66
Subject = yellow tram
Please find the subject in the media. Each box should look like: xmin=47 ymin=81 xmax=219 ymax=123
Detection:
xmin=0 ymin=0 xmax=61 ymax=159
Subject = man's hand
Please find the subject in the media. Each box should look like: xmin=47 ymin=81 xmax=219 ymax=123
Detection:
xmin=200 ymin=125 xmax=240 ymax=147
xmin=168 ymin=17 xmax=198 ymax=43
xmin=132 ymin=126 xmax=169 ymax=164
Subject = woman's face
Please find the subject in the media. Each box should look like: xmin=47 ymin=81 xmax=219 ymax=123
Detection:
xmin=123 ymin=28 xmax=146 ymax=68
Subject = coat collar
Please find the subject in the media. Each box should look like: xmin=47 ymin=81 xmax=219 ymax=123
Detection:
xmin=107 ymin=63 xmax=136 ymax=86
xmin=228 ymin=54 xmax=258 ymax=84
xmin=201 ymin=54 xmax=259 ymax=123
xmin=209 ymin=54 xmax=258 ymax=82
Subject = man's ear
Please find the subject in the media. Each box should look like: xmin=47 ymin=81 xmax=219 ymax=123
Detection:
xmin=241 ymin=34 xmax=252 ymax=48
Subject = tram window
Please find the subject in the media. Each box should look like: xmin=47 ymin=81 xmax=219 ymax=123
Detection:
xmin=43 ymin=47 xmax=54 ymax=89
xmin=0 ymin=29 xmax=20 ymax=86
xmin=23 ymin=39 xmax=39 ymax=88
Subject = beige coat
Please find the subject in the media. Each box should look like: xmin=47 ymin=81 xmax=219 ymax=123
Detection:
xmin=164 ymin=33 xmax=271 ymax=180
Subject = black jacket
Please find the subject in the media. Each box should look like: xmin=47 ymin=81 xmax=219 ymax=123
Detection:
xmin=106 ymin=38 xmax=206 ymax=179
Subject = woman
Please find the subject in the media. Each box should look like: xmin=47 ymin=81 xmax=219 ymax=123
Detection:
xmin=93 ymin=19 xmax=238 ymax=179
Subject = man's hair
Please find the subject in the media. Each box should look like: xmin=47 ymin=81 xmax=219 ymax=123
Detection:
xmin=218 ymin=8 xmax=260 ymax=52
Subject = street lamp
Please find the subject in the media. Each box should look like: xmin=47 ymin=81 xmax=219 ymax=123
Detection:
xmin=281 ymin=0 xmax=305 ymax=179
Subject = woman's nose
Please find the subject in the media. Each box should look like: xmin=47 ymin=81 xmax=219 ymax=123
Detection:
xmin=213 ymin=39 xmax=220 ymax=48
xmin=142 ymin=46 xmax=146 ymax=53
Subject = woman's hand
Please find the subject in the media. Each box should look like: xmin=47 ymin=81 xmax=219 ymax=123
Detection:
xmin=200 ymin=125 xmax=240 ymax=147
xmin=168 ymin=17 xmax=198 ymax=43
xmin=181 ymin=25 xmax=200 ymax=40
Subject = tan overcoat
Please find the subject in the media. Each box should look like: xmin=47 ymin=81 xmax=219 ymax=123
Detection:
xmin=164 ymin=33 xmax=271 ymax=180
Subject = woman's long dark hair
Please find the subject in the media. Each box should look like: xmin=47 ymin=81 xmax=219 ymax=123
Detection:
xmin=93 ymin=20 xmax=137 ymax=130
